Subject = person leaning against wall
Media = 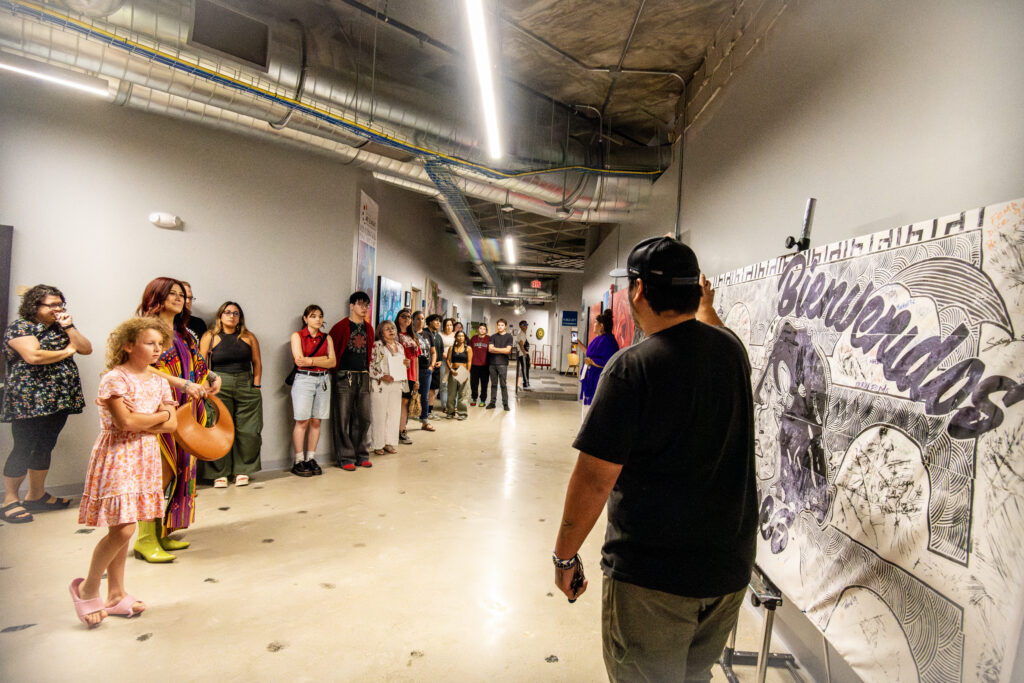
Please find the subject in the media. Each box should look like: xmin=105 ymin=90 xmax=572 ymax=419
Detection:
xmin=1 ymin=285 xmax=93 ymax=524
xmin=198 ymin=301 xmax=263 ymax=488
xmin=328 ymin=291 xmax=375 ymax=471
xmin=553 ymin=237 xmax=756 ymax=681
xmin=289 ymin=305 xmax=335 ymax=477
xmin=394 ymin=308 xmax=420 ymax=445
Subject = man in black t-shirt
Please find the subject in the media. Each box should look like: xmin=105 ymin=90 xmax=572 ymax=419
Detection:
xmin=486 ymin=319 xmax=514 ymax=410
xmin=552 ymin=236 xmax=756 ymax=681
xmin=328 ymin=291 xmax=374 ymax=470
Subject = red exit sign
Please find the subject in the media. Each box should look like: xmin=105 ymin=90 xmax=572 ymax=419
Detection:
xmin=530 ymin=279 xmax=542 ymax=289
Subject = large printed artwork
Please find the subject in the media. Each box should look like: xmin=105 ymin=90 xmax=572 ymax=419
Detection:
xmin=712 ymin=199 xmax=1024 ymax=682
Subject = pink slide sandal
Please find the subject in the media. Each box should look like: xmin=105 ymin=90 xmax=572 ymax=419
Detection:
xmin=106 ymin=593 xmax=145 ymax=617
xmin=69 ymin=578 xmax=106 ymax=628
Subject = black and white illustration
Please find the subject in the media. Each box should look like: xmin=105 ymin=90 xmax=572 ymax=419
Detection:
xmin=713 ymin=199 xmax=1024 ymax=682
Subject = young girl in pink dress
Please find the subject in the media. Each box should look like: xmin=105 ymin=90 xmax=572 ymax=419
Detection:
xmin=69 ymin=318 xmax=178 ymax=627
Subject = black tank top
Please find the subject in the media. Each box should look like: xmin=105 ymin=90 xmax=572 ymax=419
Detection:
xmin=450 ymin=347 xmax=468 ymax=365
xmin=210 ymin=331 xmax=252 ymax=373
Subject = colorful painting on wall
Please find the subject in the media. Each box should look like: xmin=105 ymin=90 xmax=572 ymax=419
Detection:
xmin=425 ymin=277 xmax=441 ymax=317
xmin=588 ymin=302 xmax=602 ymax=344
xmin=711 ymin=198 xmax=1024 ymax=682
xmin=611 ymin=287 xmax=636 ymax=348
xmin=377 ymin=276 xmax=402 ymax=328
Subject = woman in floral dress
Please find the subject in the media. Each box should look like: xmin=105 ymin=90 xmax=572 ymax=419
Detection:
xmin=2 ymin=285 xmax=92 ymax=524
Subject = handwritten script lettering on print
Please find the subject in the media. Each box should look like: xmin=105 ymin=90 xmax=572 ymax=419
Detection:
xmin=713 ymin=199 xmax=1024 ymax=683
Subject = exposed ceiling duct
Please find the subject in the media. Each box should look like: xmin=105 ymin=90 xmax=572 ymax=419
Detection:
xmin=0 ymin=0 xmax=653 ymax=223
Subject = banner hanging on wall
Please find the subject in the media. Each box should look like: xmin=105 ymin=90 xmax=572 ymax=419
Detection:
xmin=356 ymin=190 xmax=378 ymax=320
xmin=711 ymin=198 xmax=1024 ymax=682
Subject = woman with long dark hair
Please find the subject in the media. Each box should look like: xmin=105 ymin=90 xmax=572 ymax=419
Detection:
xmin=198 ymin=301 xmax=263 ymax=487
xmin=394 ymin=308 xmax=419 ymax=445
xmin=133 ymin=277 xmax=220 ymax=562
xmin=2 ymin=285 xmax=92 ymax=523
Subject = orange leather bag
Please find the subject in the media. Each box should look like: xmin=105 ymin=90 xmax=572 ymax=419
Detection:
xmin=173 ymin=394 xmax=235 ymax=462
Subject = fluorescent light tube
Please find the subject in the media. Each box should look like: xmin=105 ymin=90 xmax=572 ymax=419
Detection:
xmin=512 ymin=281 xmax=520 ymax=294
xmin=0 ymin=52 xmax=109 ymax=98
xmin=466 ymin=0 xmax=502 ymax=159
xmin=504 ymin=236 xmax=516 ymax=264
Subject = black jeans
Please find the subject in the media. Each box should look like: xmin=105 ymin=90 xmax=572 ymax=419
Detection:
xmin=488 ymin=364 xmax=509 ymax=406
xmin=331 ymin=372 xmax=371 ymax=466
xmin=4 ymin=412 xmax=70 ymax=477
xmin=517 ymin=354 xmax=531 ymax=386
xmin=470 ymin=365 xmax=489 ymax=402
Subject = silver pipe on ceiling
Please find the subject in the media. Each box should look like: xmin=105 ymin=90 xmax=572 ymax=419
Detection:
xmin=0 ymin=0 xmax=648 ymax=220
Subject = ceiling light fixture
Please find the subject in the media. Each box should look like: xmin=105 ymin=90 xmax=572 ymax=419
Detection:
xmin=0 ymin=52 xmax=110 ymax=98
xmin=555 ymin=205 xmax=572 ymax=220
xmin=500 ymin=189 xmax=515 ymax=213
xmin=465 ymin=0 xmax=502 ymax=159
xmin=504 ymin=235 xmax=516 ymax=264
xmin=512 ymin=281 xmax=520 ymax=294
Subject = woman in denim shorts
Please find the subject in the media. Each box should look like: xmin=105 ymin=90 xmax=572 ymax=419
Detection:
xmin=288 ymin=305 xmax=336 ymax=476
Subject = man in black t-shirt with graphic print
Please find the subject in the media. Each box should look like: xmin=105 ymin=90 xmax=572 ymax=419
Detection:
xmin=552 ymin=236 xmax=756 ymax=682
xmin=486 ymin=319 xmax=514 ymax=410
xmin=328 ymin=291 xmax=374 ymax=471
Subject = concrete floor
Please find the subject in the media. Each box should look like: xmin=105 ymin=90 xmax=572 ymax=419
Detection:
xmin=0 ymin=371 xmax=799 ymax=682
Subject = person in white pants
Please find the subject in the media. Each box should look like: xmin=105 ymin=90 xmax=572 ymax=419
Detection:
xmin=369 ymin=320 xmax=408 ymax=455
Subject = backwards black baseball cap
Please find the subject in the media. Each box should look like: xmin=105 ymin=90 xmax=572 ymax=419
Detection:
xmin=609 ymin=236 xmax=701 ymax=286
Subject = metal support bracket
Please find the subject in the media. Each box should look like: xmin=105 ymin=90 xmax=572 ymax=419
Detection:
xmin=719 ymin=565 xmax=802 ymax=683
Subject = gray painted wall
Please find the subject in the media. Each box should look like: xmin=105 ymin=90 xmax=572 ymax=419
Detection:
xmin=579 ymin=1 xmax=1024 ymax=680
xmin=0 ymin=72 xmax=470 ymax=488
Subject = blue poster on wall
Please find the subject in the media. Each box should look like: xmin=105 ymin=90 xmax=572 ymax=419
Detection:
xmin=561 ymin=311 xmax=578 ymax=326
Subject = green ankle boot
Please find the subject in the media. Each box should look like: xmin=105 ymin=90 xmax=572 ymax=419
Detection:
xmin=133 ymin=520 xmax=176 ymax=563
xmin=156 ymin=520 xmax=190 ymax=551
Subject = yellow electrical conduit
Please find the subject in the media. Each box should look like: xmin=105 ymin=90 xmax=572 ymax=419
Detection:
xmin=6 ymin=0 xmax=664 ymax=181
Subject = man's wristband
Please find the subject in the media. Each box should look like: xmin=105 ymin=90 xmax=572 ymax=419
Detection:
xmin=552 ymin=552 xmax=579 ymax=570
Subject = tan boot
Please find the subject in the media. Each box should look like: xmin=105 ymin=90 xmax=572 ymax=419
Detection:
xmin=133 ymin=520 xmax=175 ymax=563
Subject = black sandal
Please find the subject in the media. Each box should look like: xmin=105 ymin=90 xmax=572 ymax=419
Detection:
xmin=23 ymin=492 xmax=72 ymax=511
xmin=0 ymin=501 xmax=34 ymax=524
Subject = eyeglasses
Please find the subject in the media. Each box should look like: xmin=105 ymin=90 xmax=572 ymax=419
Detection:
xmin=39 ymin=302 xmax=65 ymax=310
xmin=186 ymin=296 xmax=196 ymax=303
xmin=223 ymin=311 xmax=241 ymax=317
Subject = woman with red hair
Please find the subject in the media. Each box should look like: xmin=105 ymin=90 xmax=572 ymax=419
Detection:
xmin=133 ymin=277 xmax=220 ymax=562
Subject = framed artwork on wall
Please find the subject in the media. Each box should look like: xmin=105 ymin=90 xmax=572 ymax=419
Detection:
xmin=377 ymin=276 xmax=402 ymax=327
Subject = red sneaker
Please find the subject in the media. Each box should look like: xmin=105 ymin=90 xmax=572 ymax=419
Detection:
xmin=358 ymin=460 xmax=373 ymax=468
xmin=341 ymin=463 xmax=356 ymax=471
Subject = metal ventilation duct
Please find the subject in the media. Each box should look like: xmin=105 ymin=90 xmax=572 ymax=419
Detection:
xmin=0 ymin=0 xmax=652 ymax=222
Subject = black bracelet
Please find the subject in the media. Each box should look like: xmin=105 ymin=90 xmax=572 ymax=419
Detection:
xmin=253 ymin=384 xmax=261 ymax=388
xmin=63 ymin=324 xmax=75 ymax=330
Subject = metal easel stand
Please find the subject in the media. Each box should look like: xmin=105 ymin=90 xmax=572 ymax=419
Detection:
xmin=719 ymin=565 xmax=802 ymax=683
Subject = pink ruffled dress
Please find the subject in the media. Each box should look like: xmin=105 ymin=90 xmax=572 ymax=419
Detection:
xmin=78 ymin=367 xmax=174 ymax=527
